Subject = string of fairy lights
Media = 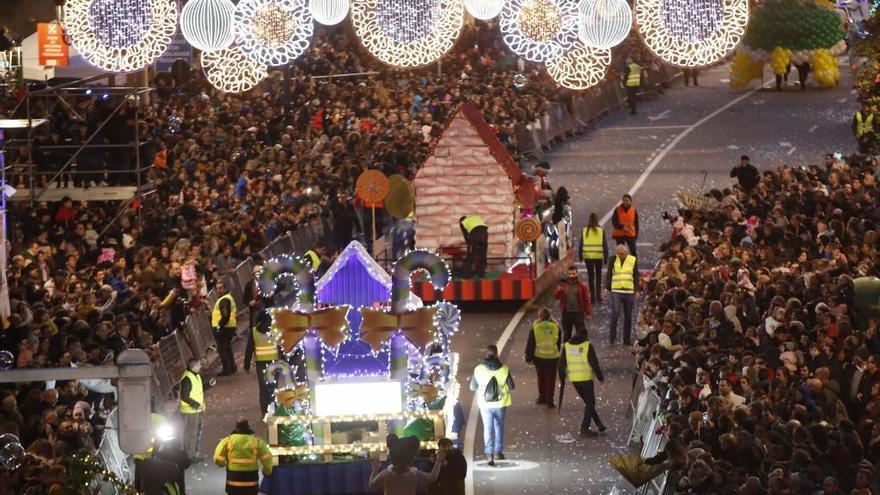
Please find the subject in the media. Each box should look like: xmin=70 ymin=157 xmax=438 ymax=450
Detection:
xmin=63 ymin=0 xmax=749 ymax=91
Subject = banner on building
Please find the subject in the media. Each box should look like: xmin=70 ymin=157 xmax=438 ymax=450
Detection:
xmin=37 ymin=22 xmax=68 ymax=67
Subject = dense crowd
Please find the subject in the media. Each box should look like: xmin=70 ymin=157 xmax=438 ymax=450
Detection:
xmin=0 ymin=21 xmax=670 ymax=492
xmin=637 ymin=153 xmax=880 ymax=494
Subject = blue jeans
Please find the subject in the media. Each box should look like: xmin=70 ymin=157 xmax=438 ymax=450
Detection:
xmin=479 ymin=406 xmax=507 ymax=455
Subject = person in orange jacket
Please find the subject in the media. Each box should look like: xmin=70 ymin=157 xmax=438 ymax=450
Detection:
xmin=611 ymin=194 xmax=639 ymax=257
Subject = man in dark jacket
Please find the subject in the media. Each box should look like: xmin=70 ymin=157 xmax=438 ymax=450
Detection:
xmin=553 ymin=267 xmax=592 ymax=343
xmin=428 ymin=437 xmax=467 ymax=495
xmin=730 ymin=155 xmax=760 ymax=193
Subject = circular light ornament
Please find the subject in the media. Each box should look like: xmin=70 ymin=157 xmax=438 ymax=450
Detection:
xmin=635 ymin=0 xmax=748 ymax=68
xmin=64 ymin=0 xmax=178 ymax=72
xmin=465 ymin=0 xmax=504 ymax=20
xmin=180 ymin=0 xmax=236 ymax=52
xmin=351 ymin=0 xmax=464 ymax=68
xmin=311 ymin=0 xmax=350 ymax=25
xmin=577 ymin=0 xmax=631 ymax=50
xmin=500 ymin=0 xmax=578 ymax=63
xmin=202 ymin=44 xmax=268 ymax=93
xmin=234 ymin=0 xmax=314 ymax=66
xmin=545 ymin=40 xmax=610 ymax=89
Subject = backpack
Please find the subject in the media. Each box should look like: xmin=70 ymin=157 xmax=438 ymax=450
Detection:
xmin=483 ymin=375 xmax=501 ymax=402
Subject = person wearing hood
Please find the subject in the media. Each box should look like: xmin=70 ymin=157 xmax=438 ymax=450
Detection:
xmin=243 ymin=292 xmax=280 ymax=415
xmin=558 ymin=329 xmax=606 ymax=437
xmin=611 ymin=194 xmax=639 ymax=257
xmin=470 ymin=345 xmax=514 ymax=466
xmin=214 ymin=418 xmax=273 ymax=495
xmin=427 ymin=437 xmax=466 ymax=495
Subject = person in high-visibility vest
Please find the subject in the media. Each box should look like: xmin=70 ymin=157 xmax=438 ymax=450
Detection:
xmin=214 ymin=418 xmax=274 ymax=495
xmin=605 ymin=244 xmax=639 ymax=345
xmin=212 ymin=281 xmax=238 ymax=376
xmin=611 ymin=194 xmax=639 ymax=258
xmin=579 ymin=212 xmax=607 ymax=305
xmin=558 ymin=329 xmax=606 ymax=437
xmin=469 ymin=345 xmax=514 ymax=466
xmin=459 ymin=215 xmax=490 ymax=278
xmin=243 ymin=297 xmax=280 ymax=415
xmin=303 ymin=245 xmax=328 ymax=276
xmin=853 ymin=104 xmax=876 ymax=154
xmin=133 ymin=413 xmax=171 ymax=489
xmin=623 ymin=57 xmax=642 ymax=115
xmin=180 ymin=358 xmax=212 ymax=462
xmin=524 ymin=306 xmax=561 ymax=408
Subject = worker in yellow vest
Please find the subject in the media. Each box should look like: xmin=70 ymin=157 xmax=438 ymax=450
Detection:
xmin=525 ymin=306 xmax=561 ymax=408
xmin=181 ymin=358 xmax=213 ymax=462
xmin=213 ymin=281 xmax=238 ymax=376
xmin=133 ymin=412 xmax=171 ymax=488
xmin=559 ymin=329 xmax=606 ymax=437
xmin=243 ymin=297 xmax=280 ymax=415
xmin=853 ymin=103 xmax=876 ymax=154
xmin=303 ymin=245 xmax=328 ymax=276
xmin=579 ymin=212 xmax=608 ymax=304
xmin=470 ymin=345 xmax=514 ymax=466
xmin=605 ymin=244 xmax=639 ymax=345
xmin=459 ymin=215 xmax=489 ymax=278
xmin=623 ymin=57 xmax=642 ymax=115
xmin=214 ymin=418 xmax=274 ymax=495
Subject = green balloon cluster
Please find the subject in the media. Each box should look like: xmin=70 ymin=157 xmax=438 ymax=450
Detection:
xmin=743 ymin=0 xmax=845 ymax=51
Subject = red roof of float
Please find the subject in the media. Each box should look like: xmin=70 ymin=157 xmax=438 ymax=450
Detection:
xmin=423 ymin=102 xmax=522 ymax=183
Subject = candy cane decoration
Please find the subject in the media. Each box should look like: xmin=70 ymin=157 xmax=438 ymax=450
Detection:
xmin=391 ymin=251 xmax=450 ymax=313
xmin=263 ymin=360 xmax=297 ymax=390
xmin=259 ymin=254 xmax=316 ymax=311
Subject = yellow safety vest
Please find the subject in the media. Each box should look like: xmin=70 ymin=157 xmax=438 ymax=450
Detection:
xmin=304 ymin=250 xmax=321 ymax=272
xmin=461 ymin=215 xmax=488 ymax=233
xmin=133 ymin=413 xmax=169 ymax=460
xmin=611 ymin=255 xmax=636 ymax=293
xmin=474 ymin=363 xmax=512 ymax=408
xmin=165 ymin=481 xmax=180 ymax=495
xmin=212 ymin=293 xmax=237 ymax=328
xmin=180 ymin=370 xmax=205 ymax=414
xmin=857 ymin=112 xmax=875 ymax=137
xmin=581 ymin=227 xmax=604 ymax=260
xmin=564 ymin=341 xmax=594 ymax=382
xmin=626 ymin=63 xmax=642 ymax=87
xmin=253 ymin=328 xmax=280 ymax=362
xmin=533 ymin=320 xmax=560 ymax=359
xmin=214 ymin=433 xmax=273 ymax=475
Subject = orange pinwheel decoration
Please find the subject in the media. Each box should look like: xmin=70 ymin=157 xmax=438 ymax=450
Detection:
xmin=271 ymin=306 xmax=350 ymax=353
xmin=359 ymin=306 xmax=438 ymax=351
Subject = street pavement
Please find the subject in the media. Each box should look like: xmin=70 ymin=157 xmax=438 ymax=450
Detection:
xmin=185 ymin=62 xmax=857 ymax=495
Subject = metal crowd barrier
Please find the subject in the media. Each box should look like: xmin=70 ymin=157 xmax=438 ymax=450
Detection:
xmin=513 ymin=66 xmax=679 ymax=159
xmin=149 ymin=222 xmax=327 ymax=403
xmin=97 ymin=408 xmax=133 ymax=490
xmin=627 ymin=372 xmax=675 ymax=495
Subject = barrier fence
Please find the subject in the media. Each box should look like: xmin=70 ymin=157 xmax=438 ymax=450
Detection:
xmin=514 ymin=65 xmax=679 ymax=159
xmin=627 ymin=372 xmax=674 ymax=495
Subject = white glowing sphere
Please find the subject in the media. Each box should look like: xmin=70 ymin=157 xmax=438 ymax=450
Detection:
xmin=577 ymin=0 xmax=631 ymax=50
xmin=310 ymin=0 xmax=350 ymax=25
xmin=180 ymin=0 xmax=236 ymax=52
xmin=465 ymin=0 xmax=504 ymax=20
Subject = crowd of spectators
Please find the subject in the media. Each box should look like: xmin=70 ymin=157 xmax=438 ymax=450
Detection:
xmin=637 ymin=152 xmax=880 ymax=494
xmin=0 ymin=20 xmax=670 ymax=493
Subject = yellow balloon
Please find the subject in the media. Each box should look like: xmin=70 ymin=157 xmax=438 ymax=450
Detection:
xmin=769 ymin=47 xmax=790 ymax=76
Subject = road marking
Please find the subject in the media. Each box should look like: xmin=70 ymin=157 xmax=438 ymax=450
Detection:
xmin=636 ymin=242 xmax=653 ymax=246
xmin=599 ymin=79 xmax=771 ymax=227
xmin=463 ymin=301 xmax=532 ymax=495
xmin=471 ymin=460 xmax=541 ymax=471
xmin=779 ymin=141 xmax=792 ymax=147
xmin=787 ymin=147 xmax=797 ymax=156
xmin=599 ymin=125 xmax=689 ymax=131
xmin=809 ymin=125 xmax=819 ymax=133
xmin=647 ymin=109 xmax=671 ymax=121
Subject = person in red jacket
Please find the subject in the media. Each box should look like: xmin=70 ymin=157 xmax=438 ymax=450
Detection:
xmin=554 ymin=266 xmax=592 ymax=343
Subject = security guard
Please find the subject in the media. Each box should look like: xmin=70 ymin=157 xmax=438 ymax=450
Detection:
xmin=605 ymin=244 xmax=639 ymax=345
xmin=243 ymin=297 xmax=280 ymax=415
xmin=180 ymin=358 xmax=211 ymax=462
xmin=214 ymin=418 xmax=274 ymax=495
xmin=459 ymin=215 xmax=489 ymax=278
xmin=303 ymin=245 xmax=328 ymax=276
xmin=212 ymin=281 xmax=238 ymax=376
xmin=524 ymin=306 xmax=561 ymax=408
xmin=470 ymin=345 xmax=514 ymax=466
xmin=853 ymin=104 xmax=876 ymax=154
xmin=133 ymin=413 xmax=171 ymax=489
xmin=559 ymin=329 xmax=606 ymax=437
xmin=579 ymin=212 xmax=607 ymax=304
xmin=623 ymin=57 xmax=642 ymax=115
xmin=611 ymin=194 xmax=638 ymax=257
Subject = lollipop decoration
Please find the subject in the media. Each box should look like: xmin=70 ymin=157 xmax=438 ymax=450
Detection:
xmin=515 ymin=217 xmax=542 ymax=241
xmin=0 ymin=351 xmax=13 ymax=371
xmin=356 ymin=170 xmax=391 ymax=255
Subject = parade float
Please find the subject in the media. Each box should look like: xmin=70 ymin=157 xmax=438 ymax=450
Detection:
xmin=412 ymin=102 xmax=573 ymax=303
xmin=255 ymin=242 xmax=461 ymax=494
xmin=730 ymin=0 xmax=846 ymax=88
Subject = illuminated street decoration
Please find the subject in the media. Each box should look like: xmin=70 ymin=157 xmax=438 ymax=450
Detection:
xmin=577 ymin=0 xmax=631 ymax=50
xmin=635 ymin=0 xmax=748 ymax=67
xmin=351 ymin=0 xmax=463 ymax=68
xmin=234 ymin=0 xmax=314 ymax=66
xmin=64 ymin=0 xmax=178 ymax=72
xmin=545 ymin=41 xmax=611 ymax=89
xmin=500 ymin=0 xmax=578 ymax=62
xmin=310 ymin=0 xmax=350 ymax=25
xmin=180 ymin=0 xmax=236 ymax=52
xmin=465 ymin=0 xmax=504 ymax=20
xmin=202 ymin=44 xmax=268 ymax=93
